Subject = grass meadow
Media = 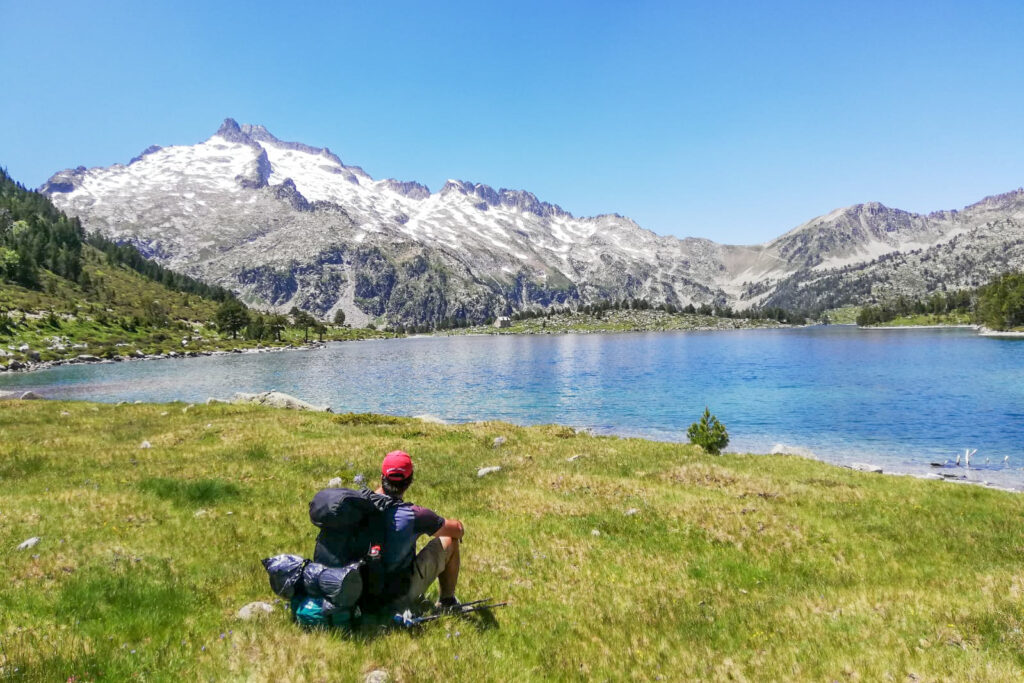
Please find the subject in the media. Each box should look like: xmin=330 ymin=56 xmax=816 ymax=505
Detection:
xmin=2 ymin=400 xmax=1024 ymax=681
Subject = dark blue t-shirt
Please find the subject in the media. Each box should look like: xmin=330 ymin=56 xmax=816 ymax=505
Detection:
xmin=379 ymin=501 xmax=445 ymax=575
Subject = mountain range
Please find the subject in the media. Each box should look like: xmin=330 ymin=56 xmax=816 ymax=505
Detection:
xmin=40 ymin=119 xmax=1024 ymax=325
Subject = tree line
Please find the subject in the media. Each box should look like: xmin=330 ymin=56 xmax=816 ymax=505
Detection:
xmin=500 ymin=298 xmax=804 ymax=325
xmin=856 ymin=273 xmax=1024 ymax=330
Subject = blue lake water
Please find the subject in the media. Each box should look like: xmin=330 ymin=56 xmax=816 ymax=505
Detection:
xmin=3 ymin=326 xmax=1023 ymax=487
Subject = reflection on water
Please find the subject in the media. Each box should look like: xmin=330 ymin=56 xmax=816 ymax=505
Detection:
xmin=3 ymin=326 xmax=1023 ymax=487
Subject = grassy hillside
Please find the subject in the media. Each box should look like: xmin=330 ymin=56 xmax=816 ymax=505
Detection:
xmin=2 ymin=401 xmax=1023 ymax=681
xmin=0 ymin=245 xmax=391 ymax=364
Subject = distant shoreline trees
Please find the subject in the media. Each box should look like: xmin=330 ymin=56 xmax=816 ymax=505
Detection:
xmin=856 ymin=272 xmax=1024 ymax=331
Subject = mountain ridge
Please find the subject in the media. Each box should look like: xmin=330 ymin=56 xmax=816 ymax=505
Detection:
xmin=39 ymin=119 xmax=1024 ymax=325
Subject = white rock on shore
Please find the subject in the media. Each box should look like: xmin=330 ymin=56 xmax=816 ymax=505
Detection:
xmin=0 ymin=390 xmax=43 ymax=400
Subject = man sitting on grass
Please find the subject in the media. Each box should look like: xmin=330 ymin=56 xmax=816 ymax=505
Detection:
xmin=375 ymin=450 xmax=465 ymax=612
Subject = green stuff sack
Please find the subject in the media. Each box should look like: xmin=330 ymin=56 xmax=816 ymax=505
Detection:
xmin=290 ymin=596 xmax=332 ymax=628
xmin=289 ymin=596 xmax=358 ymax=629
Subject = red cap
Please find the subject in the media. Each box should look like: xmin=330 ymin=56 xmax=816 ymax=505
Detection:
xmin=381 ymin=450 xmax=413 ymax=482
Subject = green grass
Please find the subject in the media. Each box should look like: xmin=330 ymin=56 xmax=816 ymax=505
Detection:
xmin=820 ymin=306 xmax=861 ymax=324
xmin=2 ymin=401 xmax=1024 ymax=681
xmin=867 ymin=311 xmax=974 ymax=327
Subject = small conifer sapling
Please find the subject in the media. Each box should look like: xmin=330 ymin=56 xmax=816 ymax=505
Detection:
xmin=687 ymin=407 xmax=729 ymax=455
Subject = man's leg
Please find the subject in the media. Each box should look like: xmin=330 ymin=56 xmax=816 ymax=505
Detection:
xmin=437 ymin=536 xmax=460 ymax=600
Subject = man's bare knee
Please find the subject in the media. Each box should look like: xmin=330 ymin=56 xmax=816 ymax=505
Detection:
xmin=439 ymin=535 xmax=459 ymax=559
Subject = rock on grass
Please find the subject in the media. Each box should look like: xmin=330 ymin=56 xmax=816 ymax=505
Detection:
xmin=237 ymin=601 xmax=274 ymax=620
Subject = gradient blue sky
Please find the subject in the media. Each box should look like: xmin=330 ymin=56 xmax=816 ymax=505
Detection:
xmin=2 ymin=1 xmax=1023 ymax=244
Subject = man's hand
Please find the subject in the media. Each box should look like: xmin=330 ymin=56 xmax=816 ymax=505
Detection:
xmin=434 ymin=518 xmax=464 ymax=540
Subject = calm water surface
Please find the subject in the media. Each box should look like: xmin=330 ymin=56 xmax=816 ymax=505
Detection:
xmin=3 ymin=326 xmax=1023 ymax=487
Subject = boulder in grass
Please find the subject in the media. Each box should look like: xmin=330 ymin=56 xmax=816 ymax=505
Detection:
xmin=231 ymin=391 xmax=331 ymax=412
xmin=493 ymin=436 xmax=507 ymax=448
xmin=477 ymin=466 xmax=502 ymax=478
xmin=140 ymin=441 xmax=152 ymax=449
xmin=849 ymin=463 xmax=883 ymax=473
xmin=328 ymin=477 xmax=344 ymax=487
xmin=236 ymin=601 xmax=274 ymax=620
xmin=364 ymin=671 xmax=392 ymax=683
xmin=17 ymin=537 xmax=40 ymax=551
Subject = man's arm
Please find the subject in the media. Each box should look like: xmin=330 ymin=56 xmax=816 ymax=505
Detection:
xmin=433 ymin=518 xmax=464 ymax=540
xmin=412 ymin=505 xmax=464 ymax=540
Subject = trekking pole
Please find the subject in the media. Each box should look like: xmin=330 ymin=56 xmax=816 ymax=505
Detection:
xmin=392 ymin=601 xmax=508 ymax=627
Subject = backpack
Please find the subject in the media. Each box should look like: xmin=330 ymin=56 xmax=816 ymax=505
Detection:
xmin=308 ymin=487 xmax=395 ymax=566
xmin=308 ymin=487 xmax=409 ymax=611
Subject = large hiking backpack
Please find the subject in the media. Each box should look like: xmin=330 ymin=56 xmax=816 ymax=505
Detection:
xmin=308 ymin=487 xmax=409 ymax=611
xmin=308 ymin=487 xmax=396 ymax=566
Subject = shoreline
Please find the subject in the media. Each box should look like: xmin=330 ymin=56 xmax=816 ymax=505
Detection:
xmin=436 ymin=321 xmax=798 ymax=338
xmin=861 ymin=323 xmax=978 ymax=330
xmin=979 ymin=327 xmax=1024 ymax=337
xmin=861 ymin=323 xmax=1024 ymax=337
xmin=0 ymin=340 xmax=331 ymax=375
xmin=5 ymin=382 xmax=1018 ymax=494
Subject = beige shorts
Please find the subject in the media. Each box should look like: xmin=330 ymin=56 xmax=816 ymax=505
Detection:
xmin=396 ymin=537 xmax=448 ymax=608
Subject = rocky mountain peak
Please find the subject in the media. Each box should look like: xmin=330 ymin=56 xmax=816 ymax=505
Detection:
xmin=239 ymin=123 xmax=277 ymax=143
xmin=37 ymin=118 xmax=1024 ymax=324
xmin=215 ymin=118 xmax=251 ymax=144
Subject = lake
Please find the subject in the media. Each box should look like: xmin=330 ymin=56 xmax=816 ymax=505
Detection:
xmin=3 ymin=326 xmax=1023 ymax=488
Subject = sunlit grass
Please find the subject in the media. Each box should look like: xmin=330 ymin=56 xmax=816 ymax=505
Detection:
xmin=2 ymin=400 xmax=1023 ymax=681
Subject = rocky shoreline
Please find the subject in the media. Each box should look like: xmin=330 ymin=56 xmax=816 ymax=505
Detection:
xmin=0 ymin=341 xmax=329 ymax=374
xmin=865 ymin=323 xmax=1024 ymax=337
xmin=864 ymin=323 xmax=978 ymax=330
xmin=798 ymin=453 xmax=1022 ymax=494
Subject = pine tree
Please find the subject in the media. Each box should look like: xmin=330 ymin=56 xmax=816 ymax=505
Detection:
xmin=216 ymin=299 xmax=251 ymax=339
xmin=686 ymin=407 xmax=730 ymax=455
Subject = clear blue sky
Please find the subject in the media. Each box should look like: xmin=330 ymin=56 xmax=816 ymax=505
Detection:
xmin=2 ymin=1 xmax=1023 ymax=244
